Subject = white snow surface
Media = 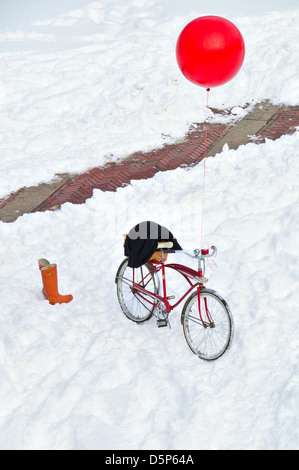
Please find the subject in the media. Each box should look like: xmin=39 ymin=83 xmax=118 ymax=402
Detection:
xmin=0 ymin=0 xmax=298 ymax=450
xmin=1 ymin=132 xmax=299 ymax=450
xmin=0 ymin=0 xmax=298 ymax=196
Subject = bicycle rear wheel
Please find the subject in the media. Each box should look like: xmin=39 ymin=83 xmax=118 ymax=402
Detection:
xmin=115 ymin=258 xmax=159 ymax=322
xmin=181 ymin=289 xmax=233 ymax=361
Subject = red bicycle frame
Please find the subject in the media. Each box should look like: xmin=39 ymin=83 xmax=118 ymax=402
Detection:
xmin=131 ymin=258 xmax=212 ymax=325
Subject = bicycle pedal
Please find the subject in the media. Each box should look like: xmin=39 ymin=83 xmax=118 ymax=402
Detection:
xmin=157 ymin=319 xmax=168 ymax=328
xmin=167 ymin=295 xmax=175 ymax=300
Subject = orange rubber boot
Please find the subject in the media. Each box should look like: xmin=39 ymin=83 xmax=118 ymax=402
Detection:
xmin=40 ymin=263 xmax=73 ymax=305
xmin=38 ymin=258 xmax=50 ymax=299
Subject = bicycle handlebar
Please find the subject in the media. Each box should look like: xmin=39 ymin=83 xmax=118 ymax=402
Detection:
xmin=200 ymin=246 xmax=217 ymax=258
xmin=181 ymin=246 xmax=217 ymax=259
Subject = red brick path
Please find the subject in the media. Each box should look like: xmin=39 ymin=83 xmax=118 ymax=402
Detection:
xmin=33 ymin=121 xmax=231 ymax=212
xmin=0 ymin=104 xmax=298 ymax=215
xmin=252 ymin=106 xmax=299 ymax=142
xmin=0 ymin=187 xmax=25 ymax=211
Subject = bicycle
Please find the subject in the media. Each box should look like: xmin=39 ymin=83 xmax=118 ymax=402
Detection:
xmin=115 ymin=243 xmax=234 ymax=361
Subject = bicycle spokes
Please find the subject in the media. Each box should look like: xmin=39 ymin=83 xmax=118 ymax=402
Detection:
xmin=116 ymin=259 xmax=159 ymax=322
xmin=182 ymin=291 xmax=233 ymax=361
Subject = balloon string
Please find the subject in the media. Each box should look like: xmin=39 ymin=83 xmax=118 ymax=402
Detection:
xmin=200 ymin=88 xmax=210 ymax=250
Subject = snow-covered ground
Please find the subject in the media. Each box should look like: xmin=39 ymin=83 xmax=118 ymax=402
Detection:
xmin=0 ymin=0 xmax=298 ymax=450
xmin=0 ymin=0 xmax=298 ymax=196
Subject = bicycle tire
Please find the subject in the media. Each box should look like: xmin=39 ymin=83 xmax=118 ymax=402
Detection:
xmin=115 ymin=258 xmax=159 ymax=322
xmin=181 ymin=289 xmax=234 ymax=361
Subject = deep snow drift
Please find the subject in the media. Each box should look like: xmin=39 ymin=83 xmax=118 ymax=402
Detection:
xmin=0 ymin=132 xmax=298 ymax=450
xmin=0 ymin=0 xmax=298 ymax=451
xmin=0 ymin=0 xmax=298 ymax=196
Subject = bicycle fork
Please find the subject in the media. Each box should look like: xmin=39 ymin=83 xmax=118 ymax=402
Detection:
xmin=197 ymin=257 xmax=214 ymax=329
xmin=197 ymin=287 xmax=214 ymax=328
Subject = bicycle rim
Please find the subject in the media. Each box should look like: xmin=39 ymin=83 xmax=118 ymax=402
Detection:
xmin=116 ymin=259 xmax=158 ymax=322
xmin=182 ymin=290 xmax=233 ymax=360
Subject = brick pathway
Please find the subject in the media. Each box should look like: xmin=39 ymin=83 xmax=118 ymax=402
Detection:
xmin=0 ymin=187 xmax=25 ymax=211
xmin=0 ymin=102 xmax=298 ymax=222
xmin=253 ymin=106 xmax=299 ymax=142
xmin=33 ymin=120 xmax=231 ymax=212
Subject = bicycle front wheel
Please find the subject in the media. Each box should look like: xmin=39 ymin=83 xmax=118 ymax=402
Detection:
xmin=115 ymin=258 xmax=159 ymax=322
xmin=181 ymin=289 xmax=233 ymax=361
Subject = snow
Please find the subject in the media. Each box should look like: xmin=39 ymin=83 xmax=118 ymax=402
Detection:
xmin=0 ymin=0 xmax=298 ymax=196
xmin=0 ymin=0 xmax=298 ymax=451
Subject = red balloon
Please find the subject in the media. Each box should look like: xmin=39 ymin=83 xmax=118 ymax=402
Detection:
xmin=176 ymin=16 xmax=245 ymax=88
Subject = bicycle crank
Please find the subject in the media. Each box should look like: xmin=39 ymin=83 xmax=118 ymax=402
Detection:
xmin=156 ymin=302 xmax=171 ymax=329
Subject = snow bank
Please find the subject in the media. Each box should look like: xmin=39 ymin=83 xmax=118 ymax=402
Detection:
xmin=0 ymin=131 xmax=298 ymax=449
xmin=0 ymin=0 xmax=298 ymax=196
